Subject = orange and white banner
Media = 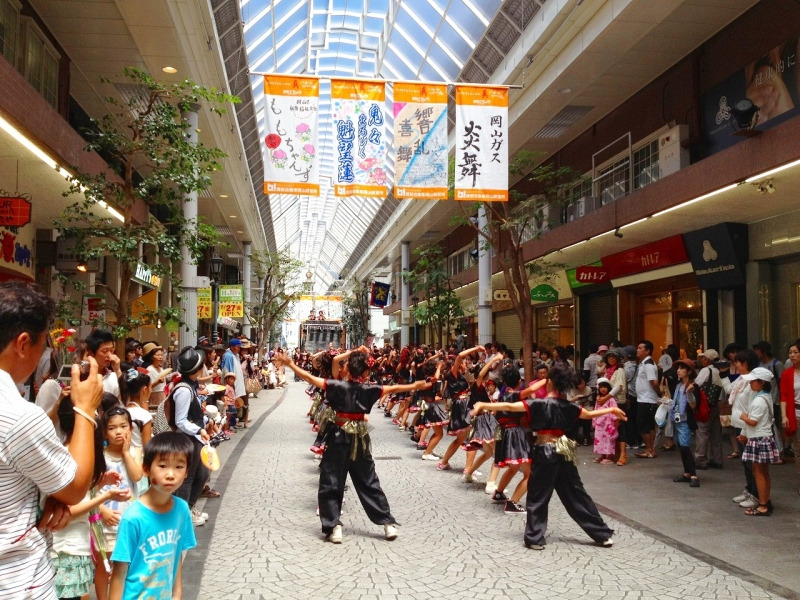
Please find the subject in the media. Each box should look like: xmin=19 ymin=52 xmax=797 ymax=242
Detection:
xmin=331 ymin=79 xmax=387 ymax=198
xmin=454 ymin=85 xmax=508 ymax=202
xmin=263 ymin=75 xmax=320 ymax=196
xmin=392 ymin=82 xmax=448 ymax=200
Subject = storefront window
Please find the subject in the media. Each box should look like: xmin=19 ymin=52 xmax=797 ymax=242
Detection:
xmin=639 ymin=288 xmax=702 ymax=359
xmin=535 ymin=303 xmax=574 ymax=350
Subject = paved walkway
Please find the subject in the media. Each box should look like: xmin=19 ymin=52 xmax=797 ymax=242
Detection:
xmin=184 ymin=382 xmax=800 ymax=600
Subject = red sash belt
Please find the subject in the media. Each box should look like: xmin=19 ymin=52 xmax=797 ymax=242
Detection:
xmin=537 ymin=429 xmax=564 ymax=436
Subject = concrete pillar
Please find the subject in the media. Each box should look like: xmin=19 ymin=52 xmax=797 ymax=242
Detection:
xmin=477 ymin=206 xmax=493 ymax=346
xmin=179 ymin=104 xmax=200 ymax=350
xmin=401 ymin=241 xmax=410 ymax=347
xmin=242 ymin=241 xmax=252 ymax=339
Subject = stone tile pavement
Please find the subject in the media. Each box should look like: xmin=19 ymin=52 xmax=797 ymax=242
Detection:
xmin=182 ymin=383 xmax=800 ymax=600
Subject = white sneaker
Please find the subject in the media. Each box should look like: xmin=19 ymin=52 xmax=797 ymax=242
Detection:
xmin=462 ymin=472 xmax=474 ymax=483
xmin=732 ymin=490 xmax=748 ymax=503
xmin=384 ymin=524 xmax=398 ymax=540
xmin=484 ymin=481 xmax=497 ymax=495
xmin=191 ymin=509 xmax=206 ymax=526
xmin=421 ymin=453 xmax=440 ymax=461
xmin=326 ymin=525 xmax=342 ymax=544
xmin=739 ymin=494 xmax=758 ymax=508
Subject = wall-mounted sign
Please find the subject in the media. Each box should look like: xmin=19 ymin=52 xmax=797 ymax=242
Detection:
xmin=603 ymin=234 xmax=688 ymax=280
xmin=55 ymin=237 xmax=100 ymax=273
xmin=683 ymin=223 xmax=748 ymax=289
xmin=0 ymin=223 xmax=34 ymax=280
xmin=132 ymin=262 xmax=162 ymax=289
xmin=0 ymin=192 xmax=31 ymax=227
xmin=530 ymin=283 xmax=558 ymax=303
xmin=492 ymin=289 xmax=514 ymax=312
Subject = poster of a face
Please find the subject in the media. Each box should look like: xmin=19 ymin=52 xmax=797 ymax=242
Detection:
xmin=702 ymin=32 xmax=799 ymax=156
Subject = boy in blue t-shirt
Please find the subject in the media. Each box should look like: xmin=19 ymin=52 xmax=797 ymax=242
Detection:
xmin=110 ymin=432 xmax=197 ymax=600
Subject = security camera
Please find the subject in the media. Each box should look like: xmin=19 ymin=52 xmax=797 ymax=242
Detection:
xmin=766 ymin=180 xmax=775 ymax=194
xmin=614 ymin=228 xmax=623 ymax=239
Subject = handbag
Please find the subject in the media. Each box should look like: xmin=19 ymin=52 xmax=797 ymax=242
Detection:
xmin=700 ymin=367 xmax=722 ymax=407
xmin=245 ymin=377 xmax=261 ymax=395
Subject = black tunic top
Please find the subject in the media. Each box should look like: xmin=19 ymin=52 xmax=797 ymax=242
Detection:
xmin=325 ymin=379 xmax=383 ymax=413
xmin=525 ymin=396 xmax=581 ymax=431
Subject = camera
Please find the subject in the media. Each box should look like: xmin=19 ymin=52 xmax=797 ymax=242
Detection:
xmin=674 ymin=413 xmax=682 ymax=423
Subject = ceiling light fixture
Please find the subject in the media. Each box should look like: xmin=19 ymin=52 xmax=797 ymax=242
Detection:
xmin=76 ymin=261 xmax=88 ymax=273
xmin=744 ymin=158 xmax=800 ymax=183
xmin=162 ymin=66 xmax=178 ymax=74
xmin=558 ymin=87 xmax=573 ymax=94
xmin=220 ymin=194 xmax=229 ymax=198
xmin=229 ymin=215 xmax=237 ymax=218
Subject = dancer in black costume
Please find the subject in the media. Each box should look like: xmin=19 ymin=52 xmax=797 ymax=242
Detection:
xmin=472 ymin=363 xmax=626 ymax=549
xmin=276 ymin=347 xmax=427 ymax=543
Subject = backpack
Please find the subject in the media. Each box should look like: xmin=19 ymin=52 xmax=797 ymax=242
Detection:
xmin=694 ymin=387 xmax=711 ymax=423
xmin=165 ymin=382 xmax=193 ymax=431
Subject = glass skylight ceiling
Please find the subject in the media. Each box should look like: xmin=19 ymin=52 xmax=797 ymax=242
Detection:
xmin=240 ymin=0 xmax=501 ymax=293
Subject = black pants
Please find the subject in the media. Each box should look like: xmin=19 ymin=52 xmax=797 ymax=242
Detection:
xmin=524 ymin=445 xmax=613 ymax=547
xmin=175 ymin=436 xmax=209 ymax=508
xmin=318 ymin=434 xmax=395 ymax=534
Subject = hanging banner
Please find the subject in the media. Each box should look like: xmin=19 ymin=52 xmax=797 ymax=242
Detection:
xmin=454 ymin=85 xmax=508 ymax=202
xmin=331 ymin=79 xmax=387 ymax=198
xmin=218 ymin=285 xmax=244 ymax=318
xmin=263 ymin=75 xmax=320 ymax=196
xmin=197 ymin=287 xmax=212 ymax=319
xmin=370 ymin=282 xmax=390 ymax=308
xmin=392 ymin=82 xmax=448 ymax=200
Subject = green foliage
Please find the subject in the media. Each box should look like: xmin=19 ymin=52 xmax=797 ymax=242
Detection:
xmin=341 ymin=279 xmax=371 ymax=346
xmin=250 ymin=249 xmax=304 ymax=353
xmin=408 ymin=244 xmax=463 ymax=347
xmin=54 ymin=67 xmax=239 ymax=339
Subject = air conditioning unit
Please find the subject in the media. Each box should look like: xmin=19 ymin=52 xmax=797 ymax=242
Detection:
xmin=601 ymin=184 xmax=626 ymax=205
xmin=533 ymin=203 xmax=550 ymax=233
xmin=566 ymin=196 xmax=601 ymax=222
xmin=658 ymin=124 xmax=689 ymax=178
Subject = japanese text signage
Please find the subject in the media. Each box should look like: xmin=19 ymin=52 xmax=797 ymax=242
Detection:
xmin=392 ymin=82 xmax=448 ymax=200
xmin=218 ymin=285 xmax=243 ymax=318
xmin=263 ymin=75 xmax=320 ymax=196
xmin=197 ymin=287 xmax=212 ymax=319
xmin=454 ymin=85 xmax=508 ymax=202
xmin=0 ymin=194 xmax=31 ymax=227
xmin=602 ymin=235 xmax=688 ymax=279
xmin=331 ymin=79 xmax=387 ymax=198
xmin=370 ymin=282 xmax=391 ymax=308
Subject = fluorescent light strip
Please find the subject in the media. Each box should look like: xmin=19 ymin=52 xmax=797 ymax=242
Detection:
xmin=652 ymin=183 xmax=739 ymax=217
xmin=744 ymin=158 xmax=800 ymax=183
xmin=0 ymin=114 xmax=124 ymax=222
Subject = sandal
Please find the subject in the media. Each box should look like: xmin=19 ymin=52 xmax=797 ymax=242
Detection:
xmin=616 ymin=456 xmax=628 ymax=466
xmin=660 ymin=444 xmax=675 ymax=451
xmin=727 ymin=452 xmax=739 ymax=459
xmin=200 ymin=486 xmax=221 ymax=498
xmin=744 ymin=504 xmax=771 ymax=516
xmin=635 ymin=451 xmax=657 ymax=459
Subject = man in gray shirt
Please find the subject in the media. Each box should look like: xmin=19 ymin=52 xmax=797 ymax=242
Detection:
xmin=634 ymin=340 xmax=660 ymax=459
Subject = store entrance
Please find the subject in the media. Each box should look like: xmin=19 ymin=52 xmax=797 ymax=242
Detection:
xmin=639 ymin=288 xmax=702 ymax=359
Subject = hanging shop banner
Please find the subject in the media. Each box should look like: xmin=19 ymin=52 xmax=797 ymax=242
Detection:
xmin=331 ymin=79 xmax=387 ymax=198
xmin=218 ymin=285 xmax=244 ymax=318
xmin=0 ymin=192 xmax=31 ymax=227
xmin=370 ymin=282 xmax=391 ymax=308
xmin=83 ymin=294 xmax=105 ymax=324
xmin=197 ymin=287 xmax=212 ymax=319
xmin=263 ymin=75 xmax=320 ymax=196
xmin=454 ymin=85 xmax=508 ymax=202
xmin=392 ymin=82 xmax=448 ymax=200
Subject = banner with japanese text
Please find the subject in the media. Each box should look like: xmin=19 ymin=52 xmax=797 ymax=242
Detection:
xmin=263 ymin=75 xmax=320 ymax=196
xmin=392 ymin=82 xmax=448 ymax=200
xmin=218 ymin=285 xmax=244 ymax=318
xmin=197 ymin=287 xmax=212 ymax=319
xmin=454 ymin=85 xmax=508 ymax=202
xmin=331 ymin=79 xmax=387 ymax=198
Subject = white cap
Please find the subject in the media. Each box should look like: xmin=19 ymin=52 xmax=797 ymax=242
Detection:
xmin=742 ymin=367 xmax=774 ymax=382
xmin=596 ymin=377 xmax=611 ymax=387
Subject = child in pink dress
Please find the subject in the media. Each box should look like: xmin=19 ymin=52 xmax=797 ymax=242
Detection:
xmin=593 ymin=378 xmax=619 ymax=464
